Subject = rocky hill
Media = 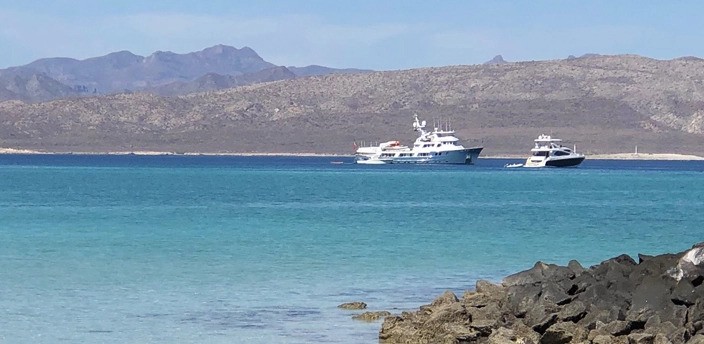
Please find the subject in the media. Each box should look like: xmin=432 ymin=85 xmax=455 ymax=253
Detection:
xmin=1 ymin=54 xmax=704 ymax=155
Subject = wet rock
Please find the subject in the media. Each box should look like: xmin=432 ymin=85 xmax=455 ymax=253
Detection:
xmin=337 ymin=301 xmax=367 ymax=310
xmin=352 ymin=311 xmax=390 ymax=321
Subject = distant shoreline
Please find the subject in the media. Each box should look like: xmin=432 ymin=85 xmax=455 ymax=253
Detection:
xmin=484 ymin=153 xmax=704 ymax=161
xmin=2 ymin=148 xmax=704 ymax=160
xmin=0 ymin=148 xmax=347 ymax=157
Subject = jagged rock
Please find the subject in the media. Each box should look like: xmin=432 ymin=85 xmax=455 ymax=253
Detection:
xmin=596 ymin=320 xmax=634 ymax=336
xmin=337 ymin=301 xmax=367 ymax=310
xmin=541 ymin=321 xmax=587 ymax=344
xmin=579 ymin=306 xmax=624 ymax=330
xmin=486 ymin=327 xmax=521 ymax=344
xmin=352 ymin=311 xmax=391 ymax=321
xmin=567 ymin=260 xmax=585 ymax=276
xmin=687 ymin=334 xmax=704 ymax=344
xmin=592 ymin=334 xmax=620 ymax=344
xmin=507 ymin=283 xmax=543 ymax=317
xmin=671 ymin=245 xmax=704 ymax=284
xmin=557 ymin=300 xmax=587 ymax=322
xmin=628 ymin=275 xmax=685 ymax=326
xmin=540 ymin=281 xmax=572 ymax=305
xmin=431 ymin=290 xmax=459 ymax=306
xmin=654 ymin=333 xmax=673 ymax=344
xmin=476 ymin=279 xmax=504 ymax=295
xmin=629 ymin=333 xmax=656 ymax=344
xmin=467 ymin=302 xmax=503 ymax=323
xmin=503 ymin=262 xmax=575 ymax=287
xmin=671 ymin=279 xmax=699 ymax=306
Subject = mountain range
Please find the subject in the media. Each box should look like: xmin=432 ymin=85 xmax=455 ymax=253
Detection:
xmin=0 ymin=45 xmax=371 ymax=102
xmin=1 ymin=50 xmax=704 ymax=156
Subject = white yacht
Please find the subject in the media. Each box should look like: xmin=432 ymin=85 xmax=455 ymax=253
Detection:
xmin=355 ymin=115 xmax=483 ymax=164
xmin=522 ymin=134 xmax=585 ymax=168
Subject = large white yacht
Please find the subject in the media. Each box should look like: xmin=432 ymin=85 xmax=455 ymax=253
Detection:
xmin=522 ymin=134 xmax=585 ymax=168
xmin=355 ymin=115 xmax=483 ymax=164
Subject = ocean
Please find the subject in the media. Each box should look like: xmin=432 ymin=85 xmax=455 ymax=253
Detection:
xmin=1 ymin=155 xmax=703 ymax=343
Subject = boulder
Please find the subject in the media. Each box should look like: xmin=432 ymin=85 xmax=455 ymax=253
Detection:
xmin=557 ymin=300 xmax=587 ymax=323
xmin=629 ymin=333 xmax=656 ymax=344
xmin=338 ymin=301 xmax=367 ymax=310
xmin=540 ymin=321 xmax=587 ymax=344
xmin=503 ymin=261 xmax=575 ymax=287
xmin=352 ymin=311 xmax=391 ymax=321
xmin=688 ymin=334 xmax=704 ymax=344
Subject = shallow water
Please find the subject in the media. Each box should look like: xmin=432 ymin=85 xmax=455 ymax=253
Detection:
xmin=1 ymin=155 xmax=703 ymax=343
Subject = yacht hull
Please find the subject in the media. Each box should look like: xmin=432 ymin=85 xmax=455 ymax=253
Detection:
xmin=545 ymin=156 xmax=585 ymax=167
xmin=355 ymin=147 xmax=483 ymax=165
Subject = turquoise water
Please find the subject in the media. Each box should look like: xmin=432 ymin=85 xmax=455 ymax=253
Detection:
xmin=1 ymin=156 xmax=703 ymax=343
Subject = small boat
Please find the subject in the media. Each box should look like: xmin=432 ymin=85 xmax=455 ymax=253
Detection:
xmin=523 ymin=134 xmax=585 ymax=168
xmin=354 ymin=115 xmax=483 ymax=164
xmin=504 ymin=163 xmax=524 ymax=168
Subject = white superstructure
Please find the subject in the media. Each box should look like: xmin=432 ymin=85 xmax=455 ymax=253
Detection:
xmin=522 ymin=134 xmax=585 ymax=168
xmin=355 ymin=115 xmax=483 ymax=164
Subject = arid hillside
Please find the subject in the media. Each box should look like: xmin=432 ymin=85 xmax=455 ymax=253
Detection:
xmin=1 ymin=54 xmax=704 ymax=156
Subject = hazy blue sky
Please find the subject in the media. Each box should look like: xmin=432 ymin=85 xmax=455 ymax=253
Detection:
xmin=1 ymin=0 xmax=702 ymax=70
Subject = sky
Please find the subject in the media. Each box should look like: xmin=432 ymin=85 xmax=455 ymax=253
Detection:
xmin=1 ymin=0 xmax=703 ymax=70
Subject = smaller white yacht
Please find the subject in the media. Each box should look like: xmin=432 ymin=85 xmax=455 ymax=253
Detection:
xmin=355 ymin=115 xmax=483 ymax=165
xmin=523 ymin=134 xmax=585 ymax=168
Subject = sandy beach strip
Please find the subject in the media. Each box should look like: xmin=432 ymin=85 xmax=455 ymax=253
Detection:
xmin=2 ymin=147 xmax=703 ymax=160
xmin=485 ymin=153 xmax=704 ymax=161
xmin=0 ymin=148 xmax=348 ymax=157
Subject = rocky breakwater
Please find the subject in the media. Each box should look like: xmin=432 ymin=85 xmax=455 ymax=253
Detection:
xmin=379 ymin=243 xmax=704 ymax=344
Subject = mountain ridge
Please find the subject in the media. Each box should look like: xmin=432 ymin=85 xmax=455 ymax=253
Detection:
xmin=0 ymin=45 xmax=373 ymax=102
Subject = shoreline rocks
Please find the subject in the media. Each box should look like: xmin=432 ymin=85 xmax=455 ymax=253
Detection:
xmin=338 ymin=302 xmax=368 ymax=310
xmin=379 ymin=243 xmax=704 ymax=344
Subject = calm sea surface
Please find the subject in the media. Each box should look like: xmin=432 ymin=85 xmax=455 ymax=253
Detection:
xmin=1 ymin=155 xmax=703 ymax=343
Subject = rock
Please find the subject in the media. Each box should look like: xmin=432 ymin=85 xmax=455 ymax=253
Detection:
xmin=557 ymin=300 xmax=587 ymax=322
xmin=628 ymin=275 xmax=687 ymax=327
xmin=654 ymin=333 xmax=673 ymax=344
xmin=431 ymin=290 xmax=459 ymax=306
xmin=503 ymin=262 xmax=575 ymax=287
xmin=687 ymin=334 xmax=704 ymax=344
xmin=486 ymin=327 xmax=519 ymax=344
xmin=671 ymin=279 xmax=698 ymax=306
xmin=592 ymin=334 xmax=619 ymax=344
xmin=672 ymin=246 xmax=704 ymax=283
xmin=541 ymin=321 xmax=587 ymax=344
xmin=507 ymin=283 xmax=543 ymax=317
xmin=643 ymin=321 xmax=679 ymax=339
xmin=628 ymin=333 xmax=656 ymax=344
xmin=476 ymin=279 xmax=504 ymax=295
xmin=540 ymin=281 xmax=572 ymax=305
xmin=597 ymin=320 xmax=634 ymax=336
xmin=352 ymin=311 xmax=391 ymax=321
xmin=337 ymin=301 xmax=367 ymax=310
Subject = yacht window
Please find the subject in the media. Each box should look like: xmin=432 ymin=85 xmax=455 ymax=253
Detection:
xmin=554 ymin=151 xmax=569 ymax=156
